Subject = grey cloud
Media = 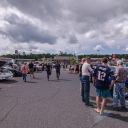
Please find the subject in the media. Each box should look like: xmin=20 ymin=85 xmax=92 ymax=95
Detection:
xmin=67 ymin=0 xmax=128 ymax=22
xmin=1 ymin=14 xmax=57 ymax=44
xmin=5 ymin=0 xmax=128 ymax=34
xmin=6 ymin=0 xmax=63 ymax=21
xmin=68 ymin=34 xmax=78 ymax=44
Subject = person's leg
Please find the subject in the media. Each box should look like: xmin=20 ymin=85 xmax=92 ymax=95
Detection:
xmin=79 ymin=76 xmax=82 ymax=96
xmin=82 ymin=76 xmax=86 ymax=102
xmin=58 ymin=71 xmax=60 ymax=79
xmin=24 ymin=74 xmax=27 ymax=82
xmin=47 ymin=72 xmax=49 ymax=81
xmin=84 ymin=76 xmax=90 ymax=105
xmin=81 ymin=83 xmax=85 ymax=102
xmin=100 ymin=98 xmax=107 ymax=114
xmin=29 ymin=69 xmax=32 ymax=78
xmin=23 ymin=74 xmax=26 ymax=82
xmin=119 ymin=83 xmax=126 ymax=110
xmin=56 ymin=71 xmax=59 ymax=80
xmin=95 ymin=96 xmax=101 ymax=112
xmin=56 ymin=71 xmax=58 ymax=79
xmin=57 ymin=72 xmax=59 ymax=79
xmin=32 ymin=72 xmax=35 ymax=78
xmin=22 ymin=74 xmax=25 ymax=81
xmin=32 ymin=69 xmax=35 ymax=78
xmin=113 ymin=84 xmax=119 ymax=110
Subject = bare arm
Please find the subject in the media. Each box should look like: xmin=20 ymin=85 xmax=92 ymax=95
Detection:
xmin=109 ymin=80 xmax=115 ymax=90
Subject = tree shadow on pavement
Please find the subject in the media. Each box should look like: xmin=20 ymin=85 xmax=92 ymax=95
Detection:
xmin=0 ymin=79 xmax=18 ymax=84
xmin=59 ymin=79 xmax=72 ymax=81
xmin=49 ymin=79 xmax=72 ymax=82
xmin=32 ymin=77 xmax=42 ymax=80
xmin=26 ymin=81 xmax=37 ymax=83
xmin=90 ymin=96 xmax=115 ymax=111
xmin=107 ymin=113 xmax=128 ymax=123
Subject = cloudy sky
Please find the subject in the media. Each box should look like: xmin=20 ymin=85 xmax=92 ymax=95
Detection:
xmin=0 ymin=0 xmax=128 ymax=55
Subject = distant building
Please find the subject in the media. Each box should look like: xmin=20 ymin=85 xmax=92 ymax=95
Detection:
xmin=0 ymin=57 xmax=14 ymax=63
xmin=54 ymin=56 xmax=74 ymax=64
xmin=15 ymin=59 xmax=35 ymax=64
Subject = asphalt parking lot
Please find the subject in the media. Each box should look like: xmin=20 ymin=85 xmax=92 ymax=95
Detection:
xmin=0 ymin=70 xmax=128 ymax=128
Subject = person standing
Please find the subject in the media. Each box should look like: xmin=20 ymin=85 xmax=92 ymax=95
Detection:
xmin=82 ymin=57 xmax=93 ymax=106
xmin=46 ymin=63 xmax=52 ymax=81
xmin=28 ymin=61 xmax=35 ymax=78
xmin=21 ymin=62 xmax=29 ymax=82
xmin=55 ymin=61 xmax=61 ymax=80
xmin=79 ymin=58 xmax=86 ymax=102
xmin=113 ymin=60 xmax=128 ymax=111
xmin=93 ymin=57 xmax=113 ymax=115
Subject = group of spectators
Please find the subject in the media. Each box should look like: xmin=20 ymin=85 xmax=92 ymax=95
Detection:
xmin=20 ymin=58 xmax=128 ymax=115
xmin=20 ymin=61 xmax=61 ymax=82
xmin=79 ymin=57 xmax=128 ymax=115
xmin=45 ymin=61 xmax=61 ymax=81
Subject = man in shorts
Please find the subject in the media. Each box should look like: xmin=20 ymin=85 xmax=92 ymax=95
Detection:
xmin=93 ymin=57 xmax=114 ymax=115
xmin=29 ymin=61 xmax=35 ymax=78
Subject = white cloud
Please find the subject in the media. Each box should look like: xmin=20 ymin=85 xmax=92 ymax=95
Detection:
xmin=93 ymin=45 xmax=104 ymax=51
xmin=125 ymin=47 xmax=128 ymax=52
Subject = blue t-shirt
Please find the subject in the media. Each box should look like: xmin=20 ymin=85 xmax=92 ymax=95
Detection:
xmin=93 ymin=65 xmax=111 ymax=89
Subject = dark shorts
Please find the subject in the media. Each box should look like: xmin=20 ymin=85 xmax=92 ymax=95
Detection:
xmin=29 ymin=68 xmax=34 ymax=74
xmin=96 ymin=88 xmax=111 ymax=98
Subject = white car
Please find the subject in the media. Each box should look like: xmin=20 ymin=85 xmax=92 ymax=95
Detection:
xmin=0 ymin=68 xmax=13 ymax=80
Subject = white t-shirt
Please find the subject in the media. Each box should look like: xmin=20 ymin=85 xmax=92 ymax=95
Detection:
xmin=82 ymin=62 xmax=93 ymax=76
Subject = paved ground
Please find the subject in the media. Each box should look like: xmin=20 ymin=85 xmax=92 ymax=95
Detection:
xmin=0 ymin=70 xmax=128 ymax=128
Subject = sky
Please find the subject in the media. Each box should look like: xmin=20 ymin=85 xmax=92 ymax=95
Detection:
xmin=0 ymin=0 xmax=128 ymax=55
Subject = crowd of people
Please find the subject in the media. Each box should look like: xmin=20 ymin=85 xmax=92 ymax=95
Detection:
xmin=20 ymin=57 xmax=128 ymax=115
xmin=20 ymin=61 xmax=61 ymax=82
xmin=79 ymin=57 xmax=128 ymax=115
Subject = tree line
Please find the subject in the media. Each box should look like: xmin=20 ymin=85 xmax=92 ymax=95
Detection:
xmin=1 ymin=53 xmax=128 ymax=60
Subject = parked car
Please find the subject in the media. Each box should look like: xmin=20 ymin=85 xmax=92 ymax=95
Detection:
xmin=2 ymin=66 xmax=22 ymax=77
xmin=0 ymin=68 xmax=13 ymax=80
xmin=0 ymin=60 xmax=12 ymax=80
